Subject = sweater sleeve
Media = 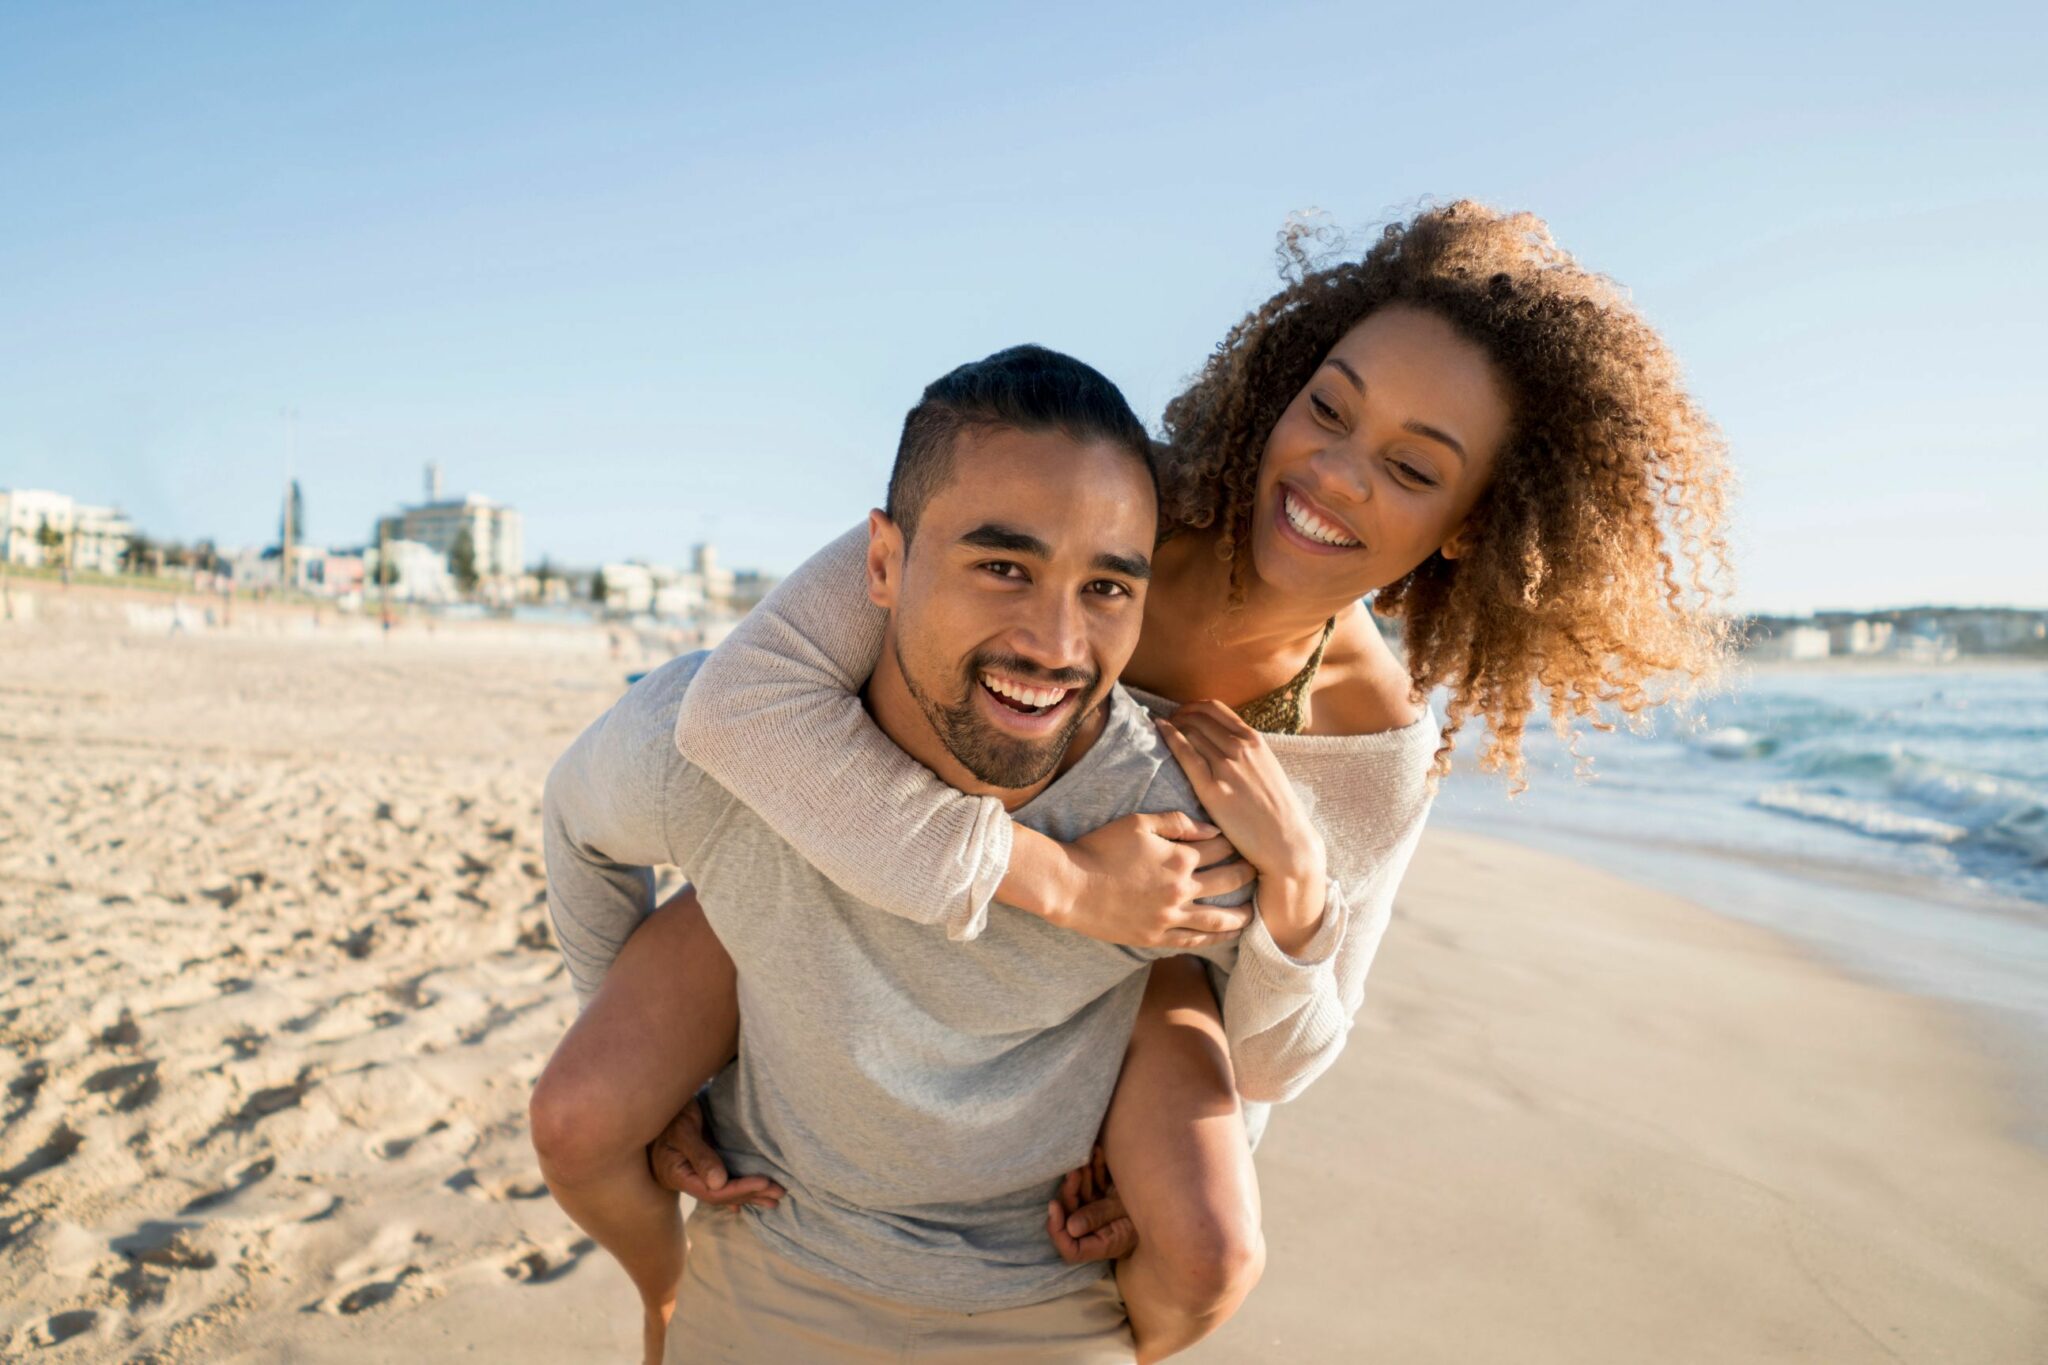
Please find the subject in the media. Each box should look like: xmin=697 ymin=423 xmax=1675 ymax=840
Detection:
xmin=543 ymin=652 xmax=737 ymax=1007
xmin=673 ymin=524 xmax=1014 ymax=940
xmin=1214 ymin=718 xmax=1438 ymax=1103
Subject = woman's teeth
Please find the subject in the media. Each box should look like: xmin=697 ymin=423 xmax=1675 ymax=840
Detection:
xmin=1283 ymin=489 xmax=1361 ymax=548
xmin=980 ymin=673 xmax=1069 ymax=714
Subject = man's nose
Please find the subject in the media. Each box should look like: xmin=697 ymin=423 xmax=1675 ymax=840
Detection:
xmin=1008 ymin=593 xmax=1089 ymax=674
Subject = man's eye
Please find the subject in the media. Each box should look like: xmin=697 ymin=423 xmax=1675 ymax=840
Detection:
xmin=1087 ymin=580 xmax=1131 ymax=598
xmin=981 ymin=561 xmax=1026 ymax=579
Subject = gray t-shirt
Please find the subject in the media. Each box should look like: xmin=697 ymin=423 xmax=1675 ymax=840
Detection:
xmin=544 ymin=650 xmax=1245 ymax=1313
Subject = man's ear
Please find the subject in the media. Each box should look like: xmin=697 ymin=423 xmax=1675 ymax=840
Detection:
xmin=866 ymin=509 xmax=906 ymax=609
xmin=1439 ymin=521 xmax=1473 ymax=562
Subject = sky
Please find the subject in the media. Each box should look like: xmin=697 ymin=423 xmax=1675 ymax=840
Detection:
xmin=1 ymin=1 xmax=2042 ymax=614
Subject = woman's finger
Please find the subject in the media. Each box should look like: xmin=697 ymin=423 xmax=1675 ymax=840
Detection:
xmin=1192 ymin=858 xmax=1258 ymax=901
xmin=1179 ymin=697 xmax=1260 ymax=741
xmin=1173 ymin=903 xmax=1253 ymax=936
xmin=1155 ymin=720 xmax=1212 ymax=786
xmin=1168 ymin=715 xmax=1234 ymax=773
xmin=1171 ymin=708 xmax=1246 ymax=765
xmin=1185 ymin=834 xmax=1236 ymax=868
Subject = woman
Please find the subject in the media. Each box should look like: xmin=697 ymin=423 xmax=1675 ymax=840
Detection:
xmin=531 ymin=200 xmax=1733 ymax=1363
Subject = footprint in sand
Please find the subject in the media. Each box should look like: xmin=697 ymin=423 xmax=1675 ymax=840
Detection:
xmin=317 ymin=1264 xmax=427 ymax=1316
xmin=82 ymin=1058 xmax=160 ymax=1113
xmin=501 ymin=1236 xmax=597 ymax=1285
xmin=180 ymin=1155 xmax=276 ymax=1214
xmin=17 ymin=1309 xmax=99 ymax=1349
xmin=0 ymin=1122 xmax=82 ymax=1192
xmin=108 ymin=1221 xmax=218 ymax=1309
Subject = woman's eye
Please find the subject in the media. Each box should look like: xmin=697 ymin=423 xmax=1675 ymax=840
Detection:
xmin=1309 ymin=395 xmax=1342 ymax=425
xmin=1392 ymin=461 xmax=1437 ymax=489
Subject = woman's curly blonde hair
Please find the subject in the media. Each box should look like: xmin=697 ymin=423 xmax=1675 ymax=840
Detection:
xmin=1159 ymin=201 xmax=1735 ymax=786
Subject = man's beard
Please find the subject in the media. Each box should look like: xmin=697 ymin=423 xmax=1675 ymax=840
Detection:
xmin=896 ymin=641 xmax=1101 ymax=790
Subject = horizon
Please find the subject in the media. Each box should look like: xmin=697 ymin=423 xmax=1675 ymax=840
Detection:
xmin=2 ymin=2 xmax=2043 ymax=616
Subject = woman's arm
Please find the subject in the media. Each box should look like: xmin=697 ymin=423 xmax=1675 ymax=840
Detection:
xmin=675 ymin=524 xmax=1257 ymax=945
xmin=674 ymin=525 xmax=1011 ymax=939
xmin=1158 ymin=700 xmax=1437 ymax=1104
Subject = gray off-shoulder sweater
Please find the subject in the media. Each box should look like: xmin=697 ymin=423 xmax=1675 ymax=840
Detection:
xmin=673 ymin=526 xmax=1440 ymax=1104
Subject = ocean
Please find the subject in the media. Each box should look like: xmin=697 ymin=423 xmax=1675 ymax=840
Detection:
xmin=1433 ymin=663 xmax=2048 ymax=1102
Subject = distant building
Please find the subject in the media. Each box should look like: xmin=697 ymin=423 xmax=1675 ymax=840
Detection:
xmin=1824 ymin=618 xmax=1893 ymax=655
xmin=373 ymin=465 xmax=524 ymax=586
xmin=364 ymin=538 xmax=457 ymax=602
xmin=727 ymin=568 xmax=780 ymax=614
xmin=0 ymin=488 xmax=134 ymax=573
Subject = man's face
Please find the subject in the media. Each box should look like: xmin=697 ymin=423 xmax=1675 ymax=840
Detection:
xmin=868 ymin=426 xmax=1157 ymax=793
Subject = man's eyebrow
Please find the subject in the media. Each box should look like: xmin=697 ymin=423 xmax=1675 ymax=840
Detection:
xmin=959 ymin=523 xmax=1051 ymax=558
xmin=1326 ymin=358 xmax=1469 ymax=464
xmin=1092 ymin=551 xmax=1152 ymax=581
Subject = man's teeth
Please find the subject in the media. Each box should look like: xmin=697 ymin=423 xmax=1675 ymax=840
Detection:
xmin=980 ymin=674 xmax=1069 ymax=709
xmin=1284 ymin=490 xmax=1361 ymax=547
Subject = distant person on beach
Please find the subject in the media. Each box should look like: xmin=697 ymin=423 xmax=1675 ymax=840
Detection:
xmin=533 ymin=202 xmax=1734 ymax=1363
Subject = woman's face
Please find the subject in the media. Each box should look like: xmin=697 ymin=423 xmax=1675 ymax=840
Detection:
xmin=1248 ymin=304 xmax=1512 ymax=606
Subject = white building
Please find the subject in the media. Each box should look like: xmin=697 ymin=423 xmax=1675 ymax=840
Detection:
xmin=0 ymin=488 xmax=135 ymax=574
xmin=364 ymin=538 xmax=457 ymax=602
xmin=375 ymin=467 xmax=523 ymax=586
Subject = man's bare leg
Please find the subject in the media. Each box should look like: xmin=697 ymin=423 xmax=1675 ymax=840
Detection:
xmin=1099 ymin=957 xmax=1265 ymax=1363
xmin=529 ymin=889 xmax=763 ymax=1365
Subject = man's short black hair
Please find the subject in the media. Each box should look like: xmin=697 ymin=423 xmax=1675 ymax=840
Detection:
xmin=885 ymin=345 xmax=1156 ymax=541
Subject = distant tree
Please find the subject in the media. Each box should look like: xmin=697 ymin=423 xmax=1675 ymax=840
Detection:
xmin=450 ymin=527 xmax=479 ymax=594
xmin=372 ymin=554 xmax=399 ymax=587
xmin=279 ymin=479 xmax=305 ymax=550
xmin=191 ymin=539 xmax=219 ymax=573
xmin=534 ymin=556 xmax=555 ymax=596
xmin=591 ymin=568 xmax=609 ymax=608
xmin=120 ymin=532 xmax=155 ymax=573
xmin=35 ymin=517 xmax=63 ymax=555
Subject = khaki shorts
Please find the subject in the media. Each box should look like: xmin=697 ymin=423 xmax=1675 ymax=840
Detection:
xmin=666 ymin=1206 xmax=1136 ymax=1364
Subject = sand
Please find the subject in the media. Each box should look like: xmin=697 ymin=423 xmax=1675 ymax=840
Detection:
xmin=3 ymin=594 xmax=2043 ymax=1362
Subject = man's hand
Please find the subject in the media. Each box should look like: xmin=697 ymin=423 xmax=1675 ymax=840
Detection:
xmin=649 ymin=1098 xmax=784 ymax=1210
xmin=1045 ymin=811 xmax=1256 ymax=948
xmin=1047 ymin=1145 xmax=1136 ymax=1264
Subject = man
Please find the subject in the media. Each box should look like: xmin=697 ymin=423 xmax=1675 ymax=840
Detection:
xmin=536 ymin=346 xmax=1256 ymax=1361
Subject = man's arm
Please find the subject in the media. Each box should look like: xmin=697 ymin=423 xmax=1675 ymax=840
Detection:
xmin=542 ymin=651 xmax=733 ymax=1006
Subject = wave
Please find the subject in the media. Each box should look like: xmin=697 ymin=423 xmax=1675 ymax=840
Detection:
xmin=1751 ymin=745 xmax=2048 ymax=866
xmin=1754 ymin=787 xmax=1970 ymax=845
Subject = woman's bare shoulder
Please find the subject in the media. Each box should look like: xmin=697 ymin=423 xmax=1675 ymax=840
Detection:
xmin=1308 ymin=610 xmax=1423 ymax=737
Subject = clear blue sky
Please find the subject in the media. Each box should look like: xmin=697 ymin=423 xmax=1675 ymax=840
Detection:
xmin=2 ymin=1 xmax=2041 ymax=612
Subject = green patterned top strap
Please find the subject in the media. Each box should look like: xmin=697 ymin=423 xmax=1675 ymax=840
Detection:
xmin=1232 ymin=617 xmax=1337 ymax=735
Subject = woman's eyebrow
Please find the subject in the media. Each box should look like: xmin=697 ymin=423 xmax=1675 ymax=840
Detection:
xmin=1325 ymin=358 xmax=1467 ymax=462
xmin=1403 ymin=421 xmax=1467 ymax=463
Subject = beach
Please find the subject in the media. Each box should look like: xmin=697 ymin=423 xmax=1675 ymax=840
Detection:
xmin=3 ymin=600 xmax=2043 ymax=1362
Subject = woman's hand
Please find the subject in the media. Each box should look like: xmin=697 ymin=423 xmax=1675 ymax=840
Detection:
xmin=1157 ymin=701 xmax=1330 ymax=955
xmin=1008 ymin=814 xmax=1258 ymax=949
